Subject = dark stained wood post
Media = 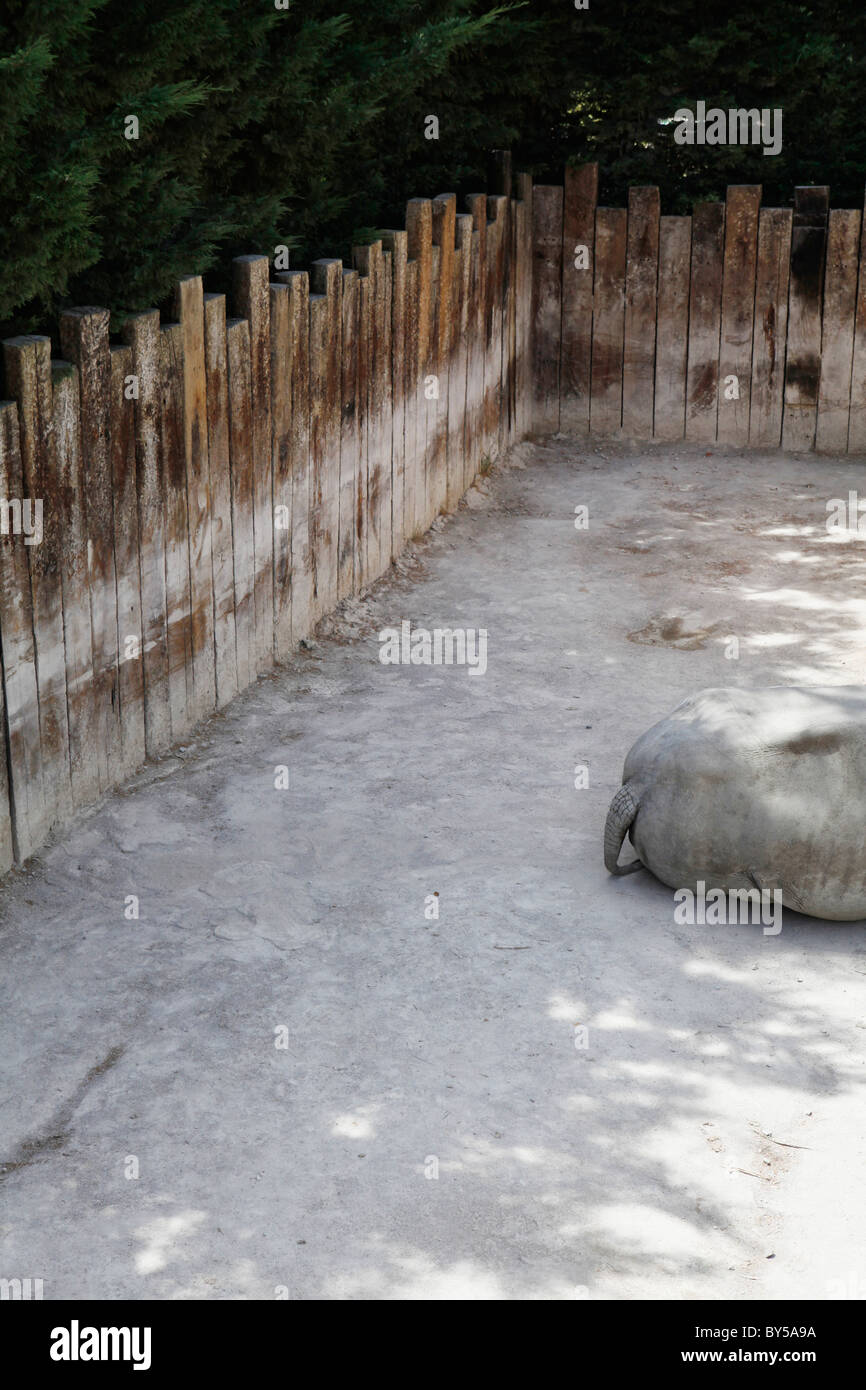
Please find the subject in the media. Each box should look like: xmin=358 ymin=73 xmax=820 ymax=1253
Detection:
xmin=816 ymin=207 xmax=861 ymax=453
xmin=847 ymin=189 xmax=866 ymax=454
xmin=52 ymin=358 xmax=102 ymax=809
xmin=226 ymin=317 xmax=255 ymax=690
xmin=406 ymin=200 xmax=433 ymax=532
xmin=560 ymin=164 xmax=598 ymax=436
xmin=2 ymin=335 xmax=74 ymax=831
xmin=277 ymin=271 xmax=313 ymax=645
xmin=122 ymin=310 xmax=171 ymax=754
xmin=465 ymin=193 xmax=488 ymax=484
xmin=782 ymin=186 xmax=829 ymax=452
xmin=589 ymin=207 xmax=627 ymax=437
xmin=158 ymin=320 xmax=193 ymax=740
xmin=653 ymin=216 xmax=692 ymax=441
xmin=531 ymin=185 xmax=564 ymax=434
xmin=749 ymin=209 xmax=792 ymax=448
xmin=338 ymin=266 xmax=360 ymax=597
xmin=270 ymin=278 xmax=293 ymax=653
xmin=203 ymin=293 xmax=239 ymax=700
xmin=0 ymin=399 xmax=45 ymax=863
xmin=233 ymin=256 xmax=273 ymax=673
xmin=59 ymin=308 xmax=124 ymax=783
xmin=514 ymin=172 xmax=534 ymax=444
xmin=717 ymin=186 xmax=761 ymax=446
xmin=381 ymin=231 xmax=407 ymax=551
xmin=684 ymin=203 xmax=725 ymax=443
xmin=176 ymin=275 xmax=216 ymax=717
xmin=109 ymin=342 xmax=146 ymax=776
xmin=309 ymin=258 xmax=342 ymax=609
xmin=623 ymin=187 xmax=660 ymax=438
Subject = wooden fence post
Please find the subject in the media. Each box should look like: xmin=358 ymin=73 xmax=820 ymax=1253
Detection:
xmin=816 ymin=208 xmax=861 ymax=454
xmin=749 ymin=209 xmax=792 ymax=448
xmin=531 ymin=185 xmax=564 ymax=433
xmin=685 ymin=204 xmax=725 ymax=442
xmin=589 ymin=207 xmax=627 ymax=437
xmin=560 ymin=164 xmax=598 ymax=435
xmin=782 ymin=187 xmax=829 ymax=452
xmin=717 ymin=186 xmax=761 ymax=446
xmin=623 ymin=187 xmax=660 ymax=438
xmin=653 ymin=216 xmax=692 ymax=441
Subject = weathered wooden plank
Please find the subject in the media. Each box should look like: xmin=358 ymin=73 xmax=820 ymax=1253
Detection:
xmin=447 ymin=213 xmax=472 ymax=511
xmin=0 ymin=400 xmax=44 ymax=862
xmin=589 ymin=207 xmax=627 ymax=437
xmin=307 ymin=288 xmax=328 ymax=616
xmin=59 ymin=307 xmax=123 ymax=785
xmin=847 ymin=191 xmax=866 ymax=454
xmin=406 ymin=199 xmax=433 ymax=536
xmin=496 ymin=159 xmax=518 ymax=451
xmin=560 ymin=164 xmax=597 ymax=435
xmin=176 ymin=276 xmax=216 ymax=716
xmin=514 ymin=172 xmax=534 ymax=443
xmin=3 ymin=336 xmax=73 ymax=833
xmin=380 ymin=248 xmax=394 ymax=566
xmin=226 ymin=318 xmax=255 ymax=689
xmin=278 ymin=272 xmax=313 ymax=645
xmin=338 ymin=268 xmax=360 ymax=593
xmin=782 ymin=186 xmax=829 ymax=452
xmin=159 ymin=322 xmax=193 ymax=739
xmin=202 ymin=294 xmax=239 ymax=702
xmin=532 ymin=185 xmax=564 ymax=434
xmin=0 ymin=621 xmax=16 ymax=864
xmin=490 ymin=153 xmax=515 ymax=449
xmin=717 ymin=185 xmax=762 ymax=446
xmin=432 ymin=195 xmax=456 ymax=515
xmin=109 ymin=344 xmax=146 ymax=776
xmin=749 ymin=209 xmax=792 ymax=448
xmin=52 ymin=360 xmax=101 ymax=810
xmin=352 ymin=244 xmax=381 ymax=580
xmin=233 ymin=256 xmax=273 ymax=673
xmin=653 ymin=216 xmax=691 ymax=441
xmin=684 ymin=203 xmax=725 ymax=442
xmin=485 ymin=194 xmax=508 ymax=459
xmin=309 ymin=260 xmax=342 ymax=609
xmin=465 ymin=193 xmax=488 ymax=486
xmin=270 ymin=279 xmax=293 ymax=654
xmin=121 ymin=310 xmax=171 ymax=753
xmin=462 ymin=228 xmax=482 ymax=493
xmin=403 ymin=258 xmax=420 ymax=537
xmin=816 ymin=208 xmax=861 ymax=454
xmin=622 ymin=187 xmax=660 ymax=438
xmin=382 ymin=230 xmax=407 ymax=552
xmin=355 ymin=242 xmax=393 ymax=575
xmin=355 ymin=272 xmax=372 ymax=582
xmin=432 ymin=194 xmax=456 ymax=367
xmin=426 ymin=242 xmax=442 ymax=526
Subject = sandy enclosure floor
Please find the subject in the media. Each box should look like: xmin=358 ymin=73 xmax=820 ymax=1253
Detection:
xmin=2 ymin=436 xmax=866 ymax=1301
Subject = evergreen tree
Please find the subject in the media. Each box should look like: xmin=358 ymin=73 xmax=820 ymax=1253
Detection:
xmin=2 ymin=0 xmax=865 ymax=341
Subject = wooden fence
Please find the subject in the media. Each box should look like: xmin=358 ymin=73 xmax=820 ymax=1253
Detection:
xmin=533 ymin=163 xmax=866 ymax=453
xmin=0 ymin=153 xmax=531 ymax=869
xmin=1 ymin=152 xmax=865 ymax=870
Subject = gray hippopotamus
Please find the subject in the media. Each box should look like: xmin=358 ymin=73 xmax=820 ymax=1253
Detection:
xmin=604 ymin=685 xmax=866 ymax=921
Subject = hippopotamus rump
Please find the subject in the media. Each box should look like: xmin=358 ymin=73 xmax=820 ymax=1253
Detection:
xmin=604 ymin=685 xmax=866 ymax=921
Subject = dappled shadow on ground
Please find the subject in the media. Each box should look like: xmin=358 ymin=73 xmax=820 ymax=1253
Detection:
xmin=1 ymin=439 xmax=865 ymax=1300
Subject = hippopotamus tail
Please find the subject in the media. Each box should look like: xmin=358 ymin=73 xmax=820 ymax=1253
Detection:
xmin=604 ymin=782 xmax=645 ymax=876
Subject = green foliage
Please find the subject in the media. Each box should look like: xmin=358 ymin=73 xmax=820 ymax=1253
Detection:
xmin=1 ymin=0 xmax=865 ymax=339
xmin=0 ymin=0 xmax=535 ymax=337
xmin=528 ymin=0 xmax=866 ymax=212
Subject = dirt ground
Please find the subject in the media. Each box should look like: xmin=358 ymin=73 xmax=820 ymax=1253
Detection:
xmin=2 ymin=435 xmax=866 ymax=1300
